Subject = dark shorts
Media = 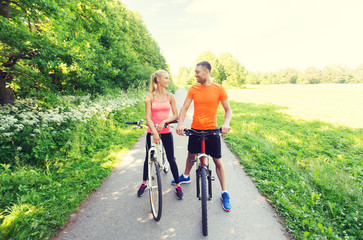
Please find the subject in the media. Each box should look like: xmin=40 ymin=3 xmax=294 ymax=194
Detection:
xmin=187 ymin=129 xmax=221 ymax=159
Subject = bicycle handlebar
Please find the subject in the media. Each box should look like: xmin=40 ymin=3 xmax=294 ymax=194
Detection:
xmin=165 ymin=120 xmax=178 ymax=126
xmin=183 ymin=128 xmax=222 ymax=137
xmin=125 ymin=121 xmax=139 ymax=125
xmin=125 ymin=119 xmax=178 ymax=128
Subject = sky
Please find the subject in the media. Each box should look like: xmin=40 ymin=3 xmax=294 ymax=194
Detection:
xmin=121 ymin=0 xmax=363 ymax=75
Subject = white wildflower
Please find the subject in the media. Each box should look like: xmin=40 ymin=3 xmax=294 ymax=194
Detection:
xmin=33 ymin=129 xmax=41 ymax=133
xmin=2 ymin=132 xmax=13 ymax=137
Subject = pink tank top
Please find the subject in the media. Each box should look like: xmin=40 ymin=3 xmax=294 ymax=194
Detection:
xmin=148 ymin=92 xmax=171 ymax=134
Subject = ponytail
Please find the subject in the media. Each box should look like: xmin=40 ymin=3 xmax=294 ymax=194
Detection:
xmin=149 ymin=70 xmax=168 ymax=93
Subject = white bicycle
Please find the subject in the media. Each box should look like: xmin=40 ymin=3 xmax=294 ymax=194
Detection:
xmin=126 ymin=119 xmax=177 ymax=221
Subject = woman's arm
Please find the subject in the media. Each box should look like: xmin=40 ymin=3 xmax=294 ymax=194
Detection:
xmin=145 ymin=94 xmax=160 ymax=144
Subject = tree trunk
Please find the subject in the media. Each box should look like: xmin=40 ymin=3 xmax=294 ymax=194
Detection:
xmin=0 ymin=71 xmax=15 ymax=105
xmin=0 ymin=0 xmax=14 ymax=105
xmin=0 ymin=0 xmax=11 ymax=18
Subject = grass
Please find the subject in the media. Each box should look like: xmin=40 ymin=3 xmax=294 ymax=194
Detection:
xmin=227 ymin=84 xmax=363 ymax=129
xmin=1 ymin=84 xmax=362 ymax=239
xmin=218 ymin=84 xmax=362 ymax=239
xmin=0 ymin=92 xmax=146 ymax=239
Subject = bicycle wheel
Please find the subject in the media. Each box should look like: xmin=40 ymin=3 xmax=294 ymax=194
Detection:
xmin=201 ymin=167 xmax=208 ymax=236
xmin=149 ymin=158 xmax=162 ymax=221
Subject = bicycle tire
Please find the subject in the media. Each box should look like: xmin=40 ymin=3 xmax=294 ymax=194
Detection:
xmin=201 ymin=167 xmax=208 ymax=236
xmin=149 ymin=158 xmax=162 ymax=221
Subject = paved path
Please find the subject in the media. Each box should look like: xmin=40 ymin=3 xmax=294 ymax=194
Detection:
xmin=54 ymin=88 xmax=289 ymax=240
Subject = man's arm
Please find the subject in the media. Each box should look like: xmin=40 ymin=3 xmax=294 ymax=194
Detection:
xmin=220 ymin=99 xmax=232 ymax=134
xmin=176 ymin=98 xmax=193 ymax=135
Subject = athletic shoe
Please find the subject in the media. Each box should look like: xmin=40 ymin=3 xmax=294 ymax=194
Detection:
xmin=175 ymin=186 xmax=184 ymax=200
xmin=137 ymin=184 xmax=147 ymax=197
xmin=221 ymin=192 xmax=231 ymax=212
xmin=171 ymin=174 xmax=191 ymax=185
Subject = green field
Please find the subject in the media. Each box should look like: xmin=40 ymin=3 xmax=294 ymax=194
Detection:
xmin=227 ymin=84 xmax=363 ymax=128
xmin=218 ymin=84 xmax=363 ymax=239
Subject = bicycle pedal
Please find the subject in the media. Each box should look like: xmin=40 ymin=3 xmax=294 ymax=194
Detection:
xmin=211 ymin=176 xmax=215 ymax=181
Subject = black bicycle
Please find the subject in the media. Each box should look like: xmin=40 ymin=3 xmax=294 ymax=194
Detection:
xmin=183 ymin=128 xmax=221 ymax=236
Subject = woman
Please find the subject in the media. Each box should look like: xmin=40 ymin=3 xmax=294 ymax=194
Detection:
xmin=137 ymin=69 xmax=183 ymax=199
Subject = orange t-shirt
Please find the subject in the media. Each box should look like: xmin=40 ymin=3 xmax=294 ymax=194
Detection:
xmin=187 ymin=83 xmax=228 ymax=130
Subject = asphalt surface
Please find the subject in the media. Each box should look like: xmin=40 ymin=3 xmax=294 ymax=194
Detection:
xmin=54 ymin=88 xmax=289 ymax=240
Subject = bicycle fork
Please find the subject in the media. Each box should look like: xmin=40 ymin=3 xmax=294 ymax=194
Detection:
xmin=195 ymin=139 xmax=215 ymax=201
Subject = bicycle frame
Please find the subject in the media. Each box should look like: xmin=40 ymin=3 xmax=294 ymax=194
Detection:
xmin=147 ymin=135 xmax=167 ymax=172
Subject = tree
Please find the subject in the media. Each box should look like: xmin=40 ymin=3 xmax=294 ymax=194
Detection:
xmin=351 ymin=64 xmax=363 ymax=83
xmin=0 ymin=0 xmax=168 ymax=104
xmin=277 ymin=68 xmax=300 ymax=84
xmin=245 ymin=72 xmax=261 ymax=84
xmin=176 ymin=66 xmax=194 ymax=86
xmin=0 ymin=0 xmax=109 ymax=103
xmin=299 ymin=67 xmax=322 ymax=84
xmin=0 ymin=0 xmax=60 ymax=104
xmin=218 ymin=52 xmax=245 ymax=87
xmin=322 ymin=64 xmax=348 ymax=83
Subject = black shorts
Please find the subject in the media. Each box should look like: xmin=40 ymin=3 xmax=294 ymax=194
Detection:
xmin=187 ymin=129 xmax=221 ymax=159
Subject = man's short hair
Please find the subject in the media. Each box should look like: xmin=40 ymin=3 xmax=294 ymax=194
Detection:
xmin=196 ymin=61 xmax=212 ymax=73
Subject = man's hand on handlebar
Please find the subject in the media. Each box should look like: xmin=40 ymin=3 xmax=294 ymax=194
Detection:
xmin=176 ymin=124 xmax=186 ymax=136
xmin=220 ymin=123 xmax=231 ymax=135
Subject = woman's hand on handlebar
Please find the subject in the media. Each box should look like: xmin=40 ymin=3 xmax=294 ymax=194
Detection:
xmin=156 ymin=120 xmax=166 ymax=133
xmin=152 ymin=131 xmax=161 ymax=144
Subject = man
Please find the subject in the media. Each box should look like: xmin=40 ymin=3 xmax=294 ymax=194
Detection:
xmin=172 ymin=61 xmax=232 ymax=212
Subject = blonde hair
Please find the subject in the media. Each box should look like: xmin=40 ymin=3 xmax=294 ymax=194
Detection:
xmin=150 ymin=70 xmax=168 ymax=92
